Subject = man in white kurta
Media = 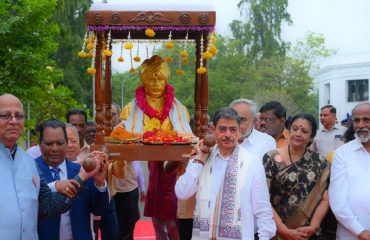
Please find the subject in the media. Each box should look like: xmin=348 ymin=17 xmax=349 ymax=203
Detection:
xmin=329 ymin=102 xmax=370 ymax=240
xmin=175 ymin=107 xmax=276 ymax=240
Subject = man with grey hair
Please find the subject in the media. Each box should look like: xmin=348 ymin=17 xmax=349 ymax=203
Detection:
xmin=329 ymin=102 xmax=370 ymax=240
xmin=230 ymin=99 xmax=276 ymax=160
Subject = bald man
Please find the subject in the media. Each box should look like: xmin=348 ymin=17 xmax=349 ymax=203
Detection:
xmin=0 ymin=94 xmax=100 ymax=240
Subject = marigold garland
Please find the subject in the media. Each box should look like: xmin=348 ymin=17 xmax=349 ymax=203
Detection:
xmin=176 ymin=69 xmax=185 ymax=75
xmin=196 ymin=67 xmax=207 ymax=74
xmin=135 ymin=85 xmax=175 ymax=123
xmin=164 ymin=56 xmax=173 ymax=63
xmin=180 ymin=51 xmax=188 ymax=57
xmin=145 ymin=28 xmax=155 ymax=38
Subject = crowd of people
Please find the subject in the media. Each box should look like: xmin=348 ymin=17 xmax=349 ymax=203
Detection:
xmin=1 ymin=55 xmax=370 ymax=240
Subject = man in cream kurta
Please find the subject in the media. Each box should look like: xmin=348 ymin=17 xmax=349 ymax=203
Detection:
xmin=175 ymin=107 xmax=276 ymax=240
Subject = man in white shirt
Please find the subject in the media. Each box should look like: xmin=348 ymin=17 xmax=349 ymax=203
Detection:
xmin=329 ymin=102 xmax=370 ymax=240
xmin=175 ymin=107 xmax=276 ymax=239
xmin=230 ymin=99 xmax=276 ymax=160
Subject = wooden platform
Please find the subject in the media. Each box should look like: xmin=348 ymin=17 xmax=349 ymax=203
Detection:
xmin=91 ymin=143 xmax=194 ymax=161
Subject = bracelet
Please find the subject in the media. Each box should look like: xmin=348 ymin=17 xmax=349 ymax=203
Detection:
xmin=192 ymin=158 xmax=205 ymax=166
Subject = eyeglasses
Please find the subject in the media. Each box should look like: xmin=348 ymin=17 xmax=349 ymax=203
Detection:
xmin=260 ymin=117 xmax=277 ymax=124
xmin=0 ymin=113 xmax=25 ymax=121
xmin=217 ymin=126 xmax=239 ymax=133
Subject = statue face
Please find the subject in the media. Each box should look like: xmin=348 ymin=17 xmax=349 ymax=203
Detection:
xmin=142 ymin=71 xmax=167 ymax=97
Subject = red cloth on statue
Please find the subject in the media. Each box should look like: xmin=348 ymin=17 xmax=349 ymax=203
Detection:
xmin=144 ymin=161 xmax=178 ymax=218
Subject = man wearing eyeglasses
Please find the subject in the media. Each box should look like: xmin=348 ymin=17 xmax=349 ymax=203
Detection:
xmin=175 ymin=107 xmax=276 ymax=239
xmin=259 ymin=101 xmax=289 ymax=148
xmin=0 ymin=94 xmax=100 ymax=240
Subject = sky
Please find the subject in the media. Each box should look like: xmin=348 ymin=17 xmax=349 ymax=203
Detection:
xmin=92 ymin=0 xmax=370 ymax=71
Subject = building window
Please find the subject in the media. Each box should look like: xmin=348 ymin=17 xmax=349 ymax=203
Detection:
xmin=347 ymin=79 xmax=369 ymax=102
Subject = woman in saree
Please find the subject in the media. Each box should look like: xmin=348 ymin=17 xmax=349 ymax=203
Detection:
xmin=263 ymin=113 xmax=330 ymax=240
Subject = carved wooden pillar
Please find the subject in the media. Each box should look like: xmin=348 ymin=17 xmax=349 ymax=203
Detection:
xmin=103 ymin=38 xmax=112 ymax=136
xmin=200 ymin=31 xmax=209 ymax=139
xmin=94 ymin=32 xmax=104 ymax=144
xmin=193 ymin=32 xmax=202 ymax=137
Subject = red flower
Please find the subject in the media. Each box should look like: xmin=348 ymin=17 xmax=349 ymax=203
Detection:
xmin=135 ymin=85 xmax=175 ymax=123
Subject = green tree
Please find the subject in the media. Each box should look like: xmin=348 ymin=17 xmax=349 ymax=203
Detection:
xmin=52 ymin=0 xmax=93 ymax=110
xmin=0 ymin=0 xmax=83 ymax=134
xmin=231 ymin=0 xmax=292 ymax=61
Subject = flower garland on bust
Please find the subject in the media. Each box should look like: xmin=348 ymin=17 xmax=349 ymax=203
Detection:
xmin=135 ymin=84 xmax=175 ymax=123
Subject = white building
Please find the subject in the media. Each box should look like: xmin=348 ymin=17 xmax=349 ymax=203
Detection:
xmin=316 ymin=52 xmax=370 ymax=122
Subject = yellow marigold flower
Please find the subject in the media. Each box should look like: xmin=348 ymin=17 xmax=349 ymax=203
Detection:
xmin=180 ymin=51 xmax=188 ymax=57
xmin=87 ymin=67 xmax=96 ymax=75
xmin=196 ymin=67 xmax=207 ymax=74
xmin=124 ymin=43 xmax=134 ymax=50
xmin=78 ymin=51 xmax=87 ymax=58
xmin=87 ymin=52 xmax=93 ymax=58
xmin=202 ymin=52 xmax=213 ymax=59
xmin=209 ymin=45 xmax=218 ymax=55
xmin=164 ymin=56 xmax=173 ymax=63
xmin=129 ymin=68 xmax=135 ymax=74
xmin=145 ymin=28 xmax=155 ymax=38
xmin=103 ymin=49 xmax=112 ymax=57
xmin=176 ymin=69 xmax=185 ymax=75
xmin=86 ymin=43 xmax=95 ymax=51
xmin=181 ymin=57 xmax=189 ymax=64
xmin=165 ymin=42 xmax=174 ymax=49
xmin=133 ymin=56 xmax=141 ymax=62
xmin=118 ymin=57 xmax=124 ymax=62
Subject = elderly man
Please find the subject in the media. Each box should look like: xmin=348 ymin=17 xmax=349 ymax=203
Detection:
xmin=66 ymin=109 xmax=90 ymax=159
xmin=230 ymin=99 xmax=276 ymax=160
xmin=312 ymin=105 xmax=346 ymax=158
xmin=36 ymin=119 xmax=110 ymax=240
xmin=175 ymin=107 xmax=276 ymax=239
xmin=329 ymin=102 xmax=370 ymax=240
xmin=65 ymin=124 xmax=80 ymax=161
xmin=0 ymin=94 xmax=100 ymax=240
xmin=120 ymin=55 xmax=192 ymax=239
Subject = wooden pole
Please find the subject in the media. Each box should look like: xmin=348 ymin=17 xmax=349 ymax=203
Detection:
xmin=200 ymin=31 xmax=209 ymax=139
xmin=193 ymin=32 xmax=202 ymax=137
xmin=104 ymin=36 xmax=112 ymax=136
xmin=94 ymin=32 xmax=104 ymax=144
